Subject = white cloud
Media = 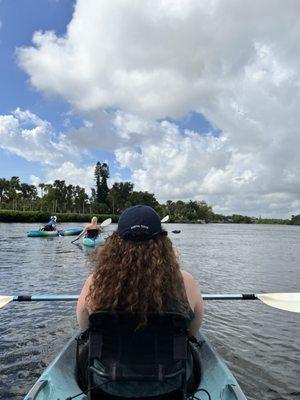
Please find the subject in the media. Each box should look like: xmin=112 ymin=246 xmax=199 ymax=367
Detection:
xmin=30 ymin=175 xmax=41 ymax=187
xmin=44 ymin=161 xmax=123 ymax=195
xmin=112 ymin=114 xmax=300 ymax=217
xmin=17 ymin=1 xmax=300 ymax=119
xmin=67 ymin=110 xmax=119 ymax=151
xmin=14 ymin=0 xmax=300 ymax=217
xmin=114 ymin=113 xmax=229 ymax=195
xmin=0 ymin=108 xmax=81 ymax=165
xmin=45 ymin=161 xmax=94 ymax=191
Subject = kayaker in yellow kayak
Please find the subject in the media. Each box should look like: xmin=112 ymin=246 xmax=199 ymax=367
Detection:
xmin=76 ymin=205 xmax=204 ymax=398
xmin=73 ymin=216 xmax=103 ymax=242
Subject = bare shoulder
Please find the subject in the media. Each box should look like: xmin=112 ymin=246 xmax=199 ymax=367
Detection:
xmin=181 ymin=270 xmax=202 ymax=312
xmin=86 ymin=273 xmax=94 ymax=285
xmin=81 ymin=273 xmax=93 ymax=291
xmin=181 ymin=270 xmax=196 ymax=284
xmin=181 ymin=270 xmax=202 ymax=295
xmin=78 ymin=274 xmax=94 ymax=305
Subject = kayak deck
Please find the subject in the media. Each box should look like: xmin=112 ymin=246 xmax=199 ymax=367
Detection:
xmin=23 ymin=333 xmax=247 ymax=400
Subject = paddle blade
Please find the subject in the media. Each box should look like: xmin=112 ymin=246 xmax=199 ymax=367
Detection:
xmin=100 ymin=218 xmax=112 ymax=227
xmin=161 ymin=215 xmax=169 ymax=223
xmin=258 ymin=293 xmax=300 ymax=313
xmin=0 ymin=296 xmax=13 ymax=308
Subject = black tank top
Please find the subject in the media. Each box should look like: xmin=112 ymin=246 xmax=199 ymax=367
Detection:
xmin=86 ymin=229 xmax=99 ymax=239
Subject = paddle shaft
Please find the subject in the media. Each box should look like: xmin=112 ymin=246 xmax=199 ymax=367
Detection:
xmin=204 ymin=294 xmax=257 ymax=300
xmin=12 ymin=295 xmax=78 ymax=301
xmin=10 ymin=294 xmax=258 ymax=302
xmin=3 ymin=292 xmax=298 ymax=313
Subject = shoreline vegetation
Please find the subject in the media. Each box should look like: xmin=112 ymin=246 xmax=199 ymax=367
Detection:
xmin=0 ymin=209 xmax=297 ymax=225
xmin=0 ymin=164 xmax=299 ymax=225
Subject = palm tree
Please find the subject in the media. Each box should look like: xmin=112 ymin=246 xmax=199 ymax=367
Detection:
xmin=38 ymin=183 xmax=45 ymax=198
xmin=0 ymin=178 xmax=8 ymax=206
xmin=7 ymin=176 xmax=21 ymax=210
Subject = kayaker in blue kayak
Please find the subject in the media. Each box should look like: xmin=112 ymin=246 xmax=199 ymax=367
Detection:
xmin=73 ymin=216 xmax=103 ymax=242
xmin=41 ymin=216 xmax=57 ymax=231
xmin=76 ymin=205 xmax=204 ymax=398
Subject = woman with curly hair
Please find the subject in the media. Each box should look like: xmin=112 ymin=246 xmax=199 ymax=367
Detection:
xmin=76 ymin=205 xmax=204 ymax=397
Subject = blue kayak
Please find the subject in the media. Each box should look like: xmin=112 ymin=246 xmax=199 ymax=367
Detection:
xmin=27 ymin=227 xmax=83 ymax=237
xmin=23 ymin=332 xmax=247 ymax=399
xmin=82 ymin=235 xmax=105 ymax=247
xmin=59 ymin=227 xmax=83 ymax=236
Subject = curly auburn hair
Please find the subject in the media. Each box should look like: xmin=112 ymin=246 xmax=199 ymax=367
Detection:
xmin=87 ymin=231 xmax=190 ymax=327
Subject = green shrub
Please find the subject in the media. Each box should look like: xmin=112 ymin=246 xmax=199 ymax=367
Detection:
xmin=0 ymin=210 xmax=119 ymax=223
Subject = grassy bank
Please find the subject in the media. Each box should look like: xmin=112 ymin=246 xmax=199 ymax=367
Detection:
xmin=0 ymin=210 xmax=118 ymax=223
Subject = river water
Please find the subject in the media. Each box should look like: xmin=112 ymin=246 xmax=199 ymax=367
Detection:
xmin=0 ymin=222 xmax=299 ymax=399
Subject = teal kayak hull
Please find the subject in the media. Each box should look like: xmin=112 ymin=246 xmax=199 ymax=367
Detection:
xmin=60 ymin=228 xmax=83 ymax=236
xmin=23 ymin=333 xmax=247 ymax=400
xmin=82 ymin=236 xmax=105 ymax=247
xmin=27 ymin=230 xmax=58 ymax=237
xmin=27 ymin=228 xmax=83 ymax=237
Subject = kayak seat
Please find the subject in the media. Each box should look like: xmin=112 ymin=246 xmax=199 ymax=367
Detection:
xmin=86 ymin=229 xmax=99 ymax=239
xmin=42 ymin=225 xmax=54 ymax=231
xmin=84 ymin=311 xmax=192 ymax=400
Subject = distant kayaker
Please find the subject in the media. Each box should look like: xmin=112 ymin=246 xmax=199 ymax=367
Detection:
xmin=73 ymin=216 xmax=103 ymax=242
xmin=76 ymin=205 xmax=204 ymax=397
xmin=42 ymin=216 xmax=57 ymax=231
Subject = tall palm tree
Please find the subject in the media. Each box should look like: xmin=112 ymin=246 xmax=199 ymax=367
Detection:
xmin=38 ymin=183 xmax=45 ymax=198
xmin=0 ymin=178 xmax=8 ymax=205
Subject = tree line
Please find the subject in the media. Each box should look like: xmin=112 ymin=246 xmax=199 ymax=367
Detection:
xmin=0 ymin=162 xmax=213 ymax=222
xmin=0 ymin=162 xmax=296 ymax=224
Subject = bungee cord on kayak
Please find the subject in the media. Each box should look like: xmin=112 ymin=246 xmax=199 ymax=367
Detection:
xmin=163 ymin=380 xmax=212 ymax=400
xmin=66 ymin=329 xmax=212 ymax=400
xmin=65 ymin=380 xmax=212 ymax=400
xmin=65 ymin=379 xmax=114 ymax=400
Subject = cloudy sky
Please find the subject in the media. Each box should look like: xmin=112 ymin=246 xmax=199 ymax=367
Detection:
xmin=0 ymin=0 xmax=300 ymax=218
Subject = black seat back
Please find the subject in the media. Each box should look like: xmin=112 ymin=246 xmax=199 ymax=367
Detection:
xmin=87 ymin=311 xmax=189 ymax=398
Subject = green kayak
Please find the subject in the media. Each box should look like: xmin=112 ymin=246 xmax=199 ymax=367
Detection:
xmin=23 ymin=333 xmax=247 ymax=400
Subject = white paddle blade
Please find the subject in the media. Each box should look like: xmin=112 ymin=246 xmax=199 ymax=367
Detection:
xmin=100 ymin=218 xmax=112 ymax=228
xmin=161 ymin=215 xmax=169 ymax=223
xmin=0 ymin=296 xmax=13 ymax=308
xmin=258 ymin=293 xmax=300 ymax=313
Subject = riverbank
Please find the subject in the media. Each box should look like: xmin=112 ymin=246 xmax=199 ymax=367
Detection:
xmin=0 ymin=209 xmax=298 ymax=225
xmin=0 ymin=210 xmax=117 ymax=223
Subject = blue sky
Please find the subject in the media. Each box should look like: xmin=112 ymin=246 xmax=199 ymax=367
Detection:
xmin=0 ymin=0 xmax=73 ymax=114
xmin=0 ymin=0 xmax=120 ymax=183
xmin=0 ymin=0 xmax=74 ymax=180
xmin=0 ymin=0 xmax=215 ymax=185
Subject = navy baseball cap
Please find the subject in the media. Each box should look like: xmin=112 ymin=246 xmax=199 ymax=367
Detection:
xmin=118 ymin=205 xmax=168 ymax=242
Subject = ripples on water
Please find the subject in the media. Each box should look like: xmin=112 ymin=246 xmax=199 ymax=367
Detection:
xmin=0 ymin=223 xmax=299 ymax=399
